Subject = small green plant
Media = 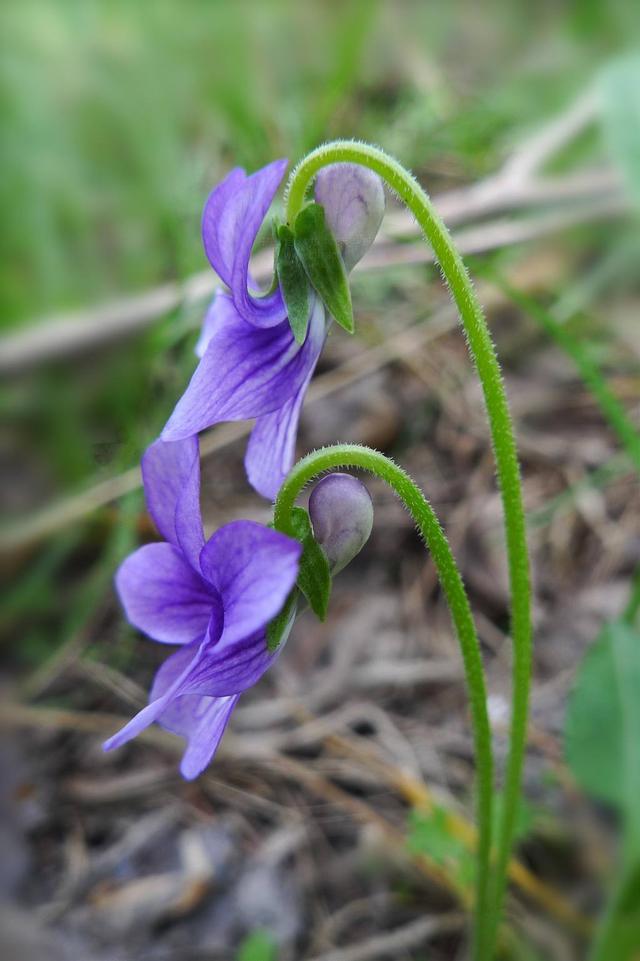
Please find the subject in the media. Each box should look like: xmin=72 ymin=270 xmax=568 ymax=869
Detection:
xmin=236 ymin=929 xmax=278 ymax=961
xmin=566 ymin=599 xmax=640 ymax=961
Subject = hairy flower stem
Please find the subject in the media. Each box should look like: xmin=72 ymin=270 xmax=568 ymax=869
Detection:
xmin=286 ymin=143 xmax=532 ymax=960
xmin=274 ymin=444 xmax=494 ymax=957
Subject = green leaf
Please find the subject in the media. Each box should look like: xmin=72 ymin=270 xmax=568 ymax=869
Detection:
xmin=600 ymin=55 xmax=640 ymax=207
xmin=590 ymin=863 xmax=640 ymax=961
xmin=407 ymin=807 xmax=475 ymax=890
xmin=236 ymin=930 xmax=278 ymax=961
xmin=275 ymin=224 xmax=310 ymax=344
xmin=293 ymin=203 xmax=354 ymax=334
xmin=289 ymin=506 xmax=331 ymax=620
xmin=565 ymin=620 xmax=640 ymax=832
xmin=266 ymin=589 xmax=298 ymax=654
xmin=491 ymin=791 xmax=535 ymax=843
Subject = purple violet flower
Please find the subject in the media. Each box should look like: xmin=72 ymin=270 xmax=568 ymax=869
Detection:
xmin=162 ymin=160 xmax=384 ymax=501
xmin=162 ymin=159 xmax=326 ymax=501
xmin=103 ymin=435 xmax=301 ymax=779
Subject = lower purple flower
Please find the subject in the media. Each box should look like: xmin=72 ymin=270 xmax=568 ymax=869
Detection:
xmin=103 ymin=436 xmax=301 ymax=779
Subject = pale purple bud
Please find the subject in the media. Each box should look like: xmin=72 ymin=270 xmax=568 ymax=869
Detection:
xmin=308 ymin=472 xmax=374 ymax=574
xmin=314 ymin=164 xmax=385 ymax=272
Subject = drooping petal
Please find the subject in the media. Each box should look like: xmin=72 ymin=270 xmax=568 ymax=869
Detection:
xmin=163 ymin=595 xmax=297 ymax=702
xmin=151 ymin=645 xmax=245 ymax=772
xmin=104 ymin=588 xmax=298 ymax=771
xmin=115 ymin=543 xmax=222 ymax=645
xmin=103 ymin=624 xmax=272 ymax=760
xmin=177 ymin=629 xmax=279 ymax=695
xmin=141 ymin=437 xmax=204 ymax=569
xmin=202 ymin=159 xmax=288 ymax=328
xmin=102 ymin=636 xmax=203 ymax=752
xmin=150 ymin=628 xmax=280 ymax=700
xmin=162 ymin=296 xmax=304 ymax=442
xmin=199 ymin=520 xmax=301 ymax=645
xmin=246 ymin=393 xmax=304 ymax=502
xmin=245 ymin=298 xmax=327 ymax=500
xmin=178 ymin=695 xmax=241 ymax=780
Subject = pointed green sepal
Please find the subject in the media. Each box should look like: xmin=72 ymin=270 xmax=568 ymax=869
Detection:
xmin=266 ymin=588 xmax=298 ymax=653
xmin=289 ymin=506 xmax=331 ymax=620
xmin=276 ymin=224 xmax=310 ymax=344
xmin=293 ymin=203 xmax=354 ymax=334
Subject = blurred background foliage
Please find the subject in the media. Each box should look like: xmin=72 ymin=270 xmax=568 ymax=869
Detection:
xmin=2 ymin=0 xmax=639 ymax=329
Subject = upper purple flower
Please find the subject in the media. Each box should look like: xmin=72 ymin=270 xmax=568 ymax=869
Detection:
xmin=162 ymin=160 xmax=384 ymax=501
xmin=162 ymin=160 xmax=327 ymax=500
xmin=103 ymin=435 xmax=301 ymax=779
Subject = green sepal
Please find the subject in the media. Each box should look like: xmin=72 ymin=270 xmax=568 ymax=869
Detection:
xmin=293 ymin=202 xmax=354 ymax=334
xmin=266 ymin=588 xmax=298 ymax=654
xmin=275 ymin=223 xmax=310 ymax=344
xmin=289 ymin=505 xmax=331 ymax=620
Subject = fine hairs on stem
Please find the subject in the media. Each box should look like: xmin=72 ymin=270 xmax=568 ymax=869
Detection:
xmin=273 ymin=444 xmax=494 ymax=957
xmin=284 ymin=143 xmax=533 ymax=961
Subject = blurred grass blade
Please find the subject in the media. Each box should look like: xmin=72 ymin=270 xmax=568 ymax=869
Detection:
xmin=490 ymin=274 xmax=640 ymax=473
xmin=600 ymin=54 xmax=640 ymax=207
xmin=589 ymin=862 xmax=640 ymax=961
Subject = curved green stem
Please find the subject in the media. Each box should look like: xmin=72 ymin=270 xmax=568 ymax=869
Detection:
xmin=274 ymin=443 xmax=493 ymax=958
xmin=286 ymin=142 xmax=532 ymax=958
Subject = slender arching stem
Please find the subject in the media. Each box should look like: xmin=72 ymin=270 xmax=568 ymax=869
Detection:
xmin=274 ymin=443 xmax=494 ymax=958
xmin=286 ymin=142 xmax=532 ymax=958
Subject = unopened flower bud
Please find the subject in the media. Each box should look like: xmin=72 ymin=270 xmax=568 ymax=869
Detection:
xmin=314 ymin=164 xmax=384 ymax=272
xmin=308 ymin=472 xmax=374 ymax=574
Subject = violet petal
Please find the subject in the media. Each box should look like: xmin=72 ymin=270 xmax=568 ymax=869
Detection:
xmin=115 ymin=543 xmax=222 ymax=645
xmin=141 ymin=436 xmax=204 ymax=569
xmin=194 ymin=294 xmax=223 ymax=359
xmin=162 ymin=295 xmax=304 ymax=442
xmin=202 ymin=159 xmax=288 ymax=329
xmin=199 ymin=520 xmax=301 ymax=645
xmin=104 ymin=623 xmax=274 ymax=755
xmin=149 ymin=645 xmax=243 ymax=779
xmin=103 ymin=633 xmax=207 ymax=751
xmin=177 ymin=629 xmax=278 ymax=696
xmin=245 ymin=298 xmax=326 ymax=499
xmin=177 ymin=695 xmax=241 ymax=779
xmin=246 ymin=392 xmax=305 ymax=502
xmin=146 ymin=629 xmax=277 ymax=703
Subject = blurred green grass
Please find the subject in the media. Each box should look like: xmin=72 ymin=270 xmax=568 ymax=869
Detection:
xmin=3 ymin=0 xmax=637 ymax=332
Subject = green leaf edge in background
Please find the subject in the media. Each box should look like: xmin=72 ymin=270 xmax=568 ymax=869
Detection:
xmin=565 ymin=620 xmax=640 ymax=820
